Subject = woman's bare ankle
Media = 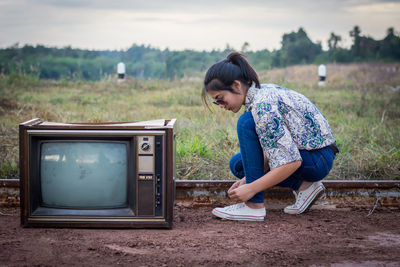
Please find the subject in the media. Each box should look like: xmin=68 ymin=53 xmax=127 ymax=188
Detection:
xmin=245 ymin=201 xmax=264 ymax=209
xmin=299 ymin=181 xmax=313 ymax=191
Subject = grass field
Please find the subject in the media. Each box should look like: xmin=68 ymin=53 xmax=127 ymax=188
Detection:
xmin=1 ymin=62 xmax=399 ymax=180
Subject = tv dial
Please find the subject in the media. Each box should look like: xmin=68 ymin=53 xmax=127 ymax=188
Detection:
xmin=141 ymin=142 xmax=150 ymax=151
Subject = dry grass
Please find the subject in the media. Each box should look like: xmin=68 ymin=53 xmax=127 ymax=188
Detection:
xmin=1 ymin=62 xmax=399 ymax=180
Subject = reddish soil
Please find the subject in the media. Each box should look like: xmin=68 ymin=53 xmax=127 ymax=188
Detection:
xmin=1 ymin=206 xmax=400 ymax=266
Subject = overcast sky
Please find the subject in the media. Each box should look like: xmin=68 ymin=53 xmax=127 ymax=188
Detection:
xmin=0 ymin=0 xmax=399 ymax=51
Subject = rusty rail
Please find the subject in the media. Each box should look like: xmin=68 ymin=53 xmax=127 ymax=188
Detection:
xmin=1 ymin=179 xmax=399 ymax=210
xmin=0 ymin=179 xmax=20 ymax=207
xmin=175 ymin=180 xmax=400 ymax=209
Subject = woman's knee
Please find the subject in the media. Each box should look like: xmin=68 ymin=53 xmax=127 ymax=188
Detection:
xmin=229 ymin=153 xmax=244 ymax=178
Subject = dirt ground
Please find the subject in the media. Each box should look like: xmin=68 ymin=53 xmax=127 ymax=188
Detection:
xmin=1 ymin=206 xmax=400 ymax=266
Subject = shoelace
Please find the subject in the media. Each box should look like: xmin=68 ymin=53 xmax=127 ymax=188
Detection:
xmin=292 ymin=190 xmax=307 ymax=208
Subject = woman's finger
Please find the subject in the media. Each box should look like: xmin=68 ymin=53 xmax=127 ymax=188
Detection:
xmin=228 ymin=188 xmax=237 ymax=200
xmin=227 ymin=181 xmax=239 ymax=194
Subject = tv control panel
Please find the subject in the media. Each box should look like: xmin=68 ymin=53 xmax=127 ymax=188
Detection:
xmin=137 ymin=135 xmax=163 ymax=217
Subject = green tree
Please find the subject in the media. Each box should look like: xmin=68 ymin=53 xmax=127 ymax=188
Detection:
xmin=350 ymin=25 xmax=361 ymax=59
xmin=379 ymin=27 xmax=400 ymax=61
xmin=328 ymin=32 xmax=342 ymax=51
xmin=279 ymin=28 xmax=322 ymax=66
xmin=241 ymin=42 xmax=250 ymax=53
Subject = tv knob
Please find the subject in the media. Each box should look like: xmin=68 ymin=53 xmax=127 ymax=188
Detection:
xmin=141 ymin=142 xmax=150 ymax=151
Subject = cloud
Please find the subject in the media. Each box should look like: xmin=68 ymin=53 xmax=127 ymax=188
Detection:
xmin=0 ymin=0 xmax=399 ymax=51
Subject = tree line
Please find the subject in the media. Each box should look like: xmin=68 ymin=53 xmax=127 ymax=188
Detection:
xmin=0 ymin=26 xmax=399 ymax=80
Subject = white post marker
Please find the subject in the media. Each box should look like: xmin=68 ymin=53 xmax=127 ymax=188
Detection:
xmin=117 ymin=62 xmax=126 ymax=81
xmin=318 ymin=64 xmax=326 ymax=86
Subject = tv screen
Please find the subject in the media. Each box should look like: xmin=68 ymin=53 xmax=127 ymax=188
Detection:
xmin=40 ymin=142 xmax=128 ymax=208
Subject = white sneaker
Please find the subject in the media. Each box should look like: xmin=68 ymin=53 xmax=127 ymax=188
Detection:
xmin=284 ymin=181 xmax=325 ymax=214
xmin=212 ymin=203 xmax=266 ymax=221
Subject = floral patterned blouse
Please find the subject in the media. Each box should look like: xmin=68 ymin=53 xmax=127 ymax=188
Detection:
xmin=244 ymin=84 xmax=336 ymax=169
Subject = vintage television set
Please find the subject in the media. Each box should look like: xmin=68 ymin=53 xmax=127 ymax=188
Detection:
xmin=19 ymin=118 xmax=176 ymax=228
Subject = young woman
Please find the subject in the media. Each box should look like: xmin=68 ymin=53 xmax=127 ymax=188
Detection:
xmin=202 ymin=52 xmax=338 ymax=221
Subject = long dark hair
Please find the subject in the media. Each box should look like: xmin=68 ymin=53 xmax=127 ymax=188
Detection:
xmin=202 ymin=52 xmax=260 ymax=107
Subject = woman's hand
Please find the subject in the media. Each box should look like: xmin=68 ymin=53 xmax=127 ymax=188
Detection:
xmin=228 ymin=183 xmax=256 ymax=202
xmin=228 ymin=178 xmax=245 ymax=195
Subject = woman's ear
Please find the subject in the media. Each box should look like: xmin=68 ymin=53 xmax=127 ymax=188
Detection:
xmin=232 ymin=80 xmax=243 ymax=93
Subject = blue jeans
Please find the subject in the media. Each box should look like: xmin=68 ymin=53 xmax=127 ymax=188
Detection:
xmin=230 ymin=112 xmax=335 ymax=203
